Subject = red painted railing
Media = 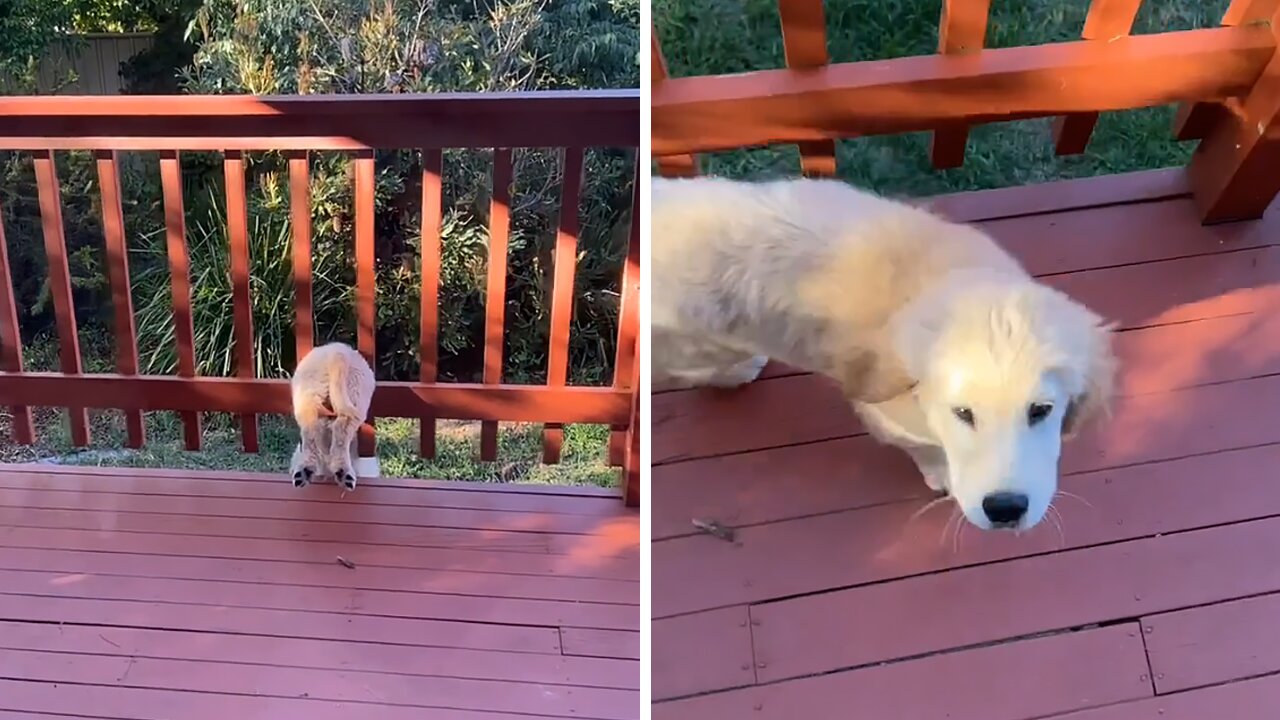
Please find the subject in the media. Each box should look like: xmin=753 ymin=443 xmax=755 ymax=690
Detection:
xmin=0 ymin=89 xmax=641 ymax=505
xmin=652 ymin=0 xmax=1280 ymax=223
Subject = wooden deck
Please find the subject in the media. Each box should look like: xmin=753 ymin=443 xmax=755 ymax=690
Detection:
xmin=651 ymin=169 xmax=1280 ymax=719
xmin=0 ymin=464 xmax=639 ymax=719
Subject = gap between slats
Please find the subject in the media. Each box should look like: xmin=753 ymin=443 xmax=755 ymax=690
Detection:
xmin=543 ymin=147 xmax=585 ymax=463
xmin=481 ymin=148 xmax=514 ymax=462
xmin=32 ymin=150 xmax=90 ymax=447
xmin=159 ymin=150 xmax=202 ymax=450
xmin=222 ymin=150 xmax=259 ymax=453
xmin=94 ymin=150 xmax=145 ymax=449
xmin=0 ymin=197 xmax=34 ymax=444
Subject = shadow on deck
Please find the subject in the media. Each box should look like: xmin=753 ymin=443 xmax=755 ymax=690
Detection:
xmin=652 ymin=169 xmax=1280 ymax=719
xmin=0 ymin=464 xmax=639 ymax=719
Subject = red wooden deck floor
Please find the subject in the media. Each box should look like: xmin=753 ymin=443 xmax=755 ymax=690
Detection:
xmin=652 ymin=169 xmax=1280 ymax=719
xmin=0 ymin=464 xmax=639 ymax=719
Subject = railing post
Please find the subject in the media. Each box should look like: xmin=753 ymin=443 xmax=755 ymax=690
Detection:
xmin=1187 ymin=8 xmax=1280 ymax=223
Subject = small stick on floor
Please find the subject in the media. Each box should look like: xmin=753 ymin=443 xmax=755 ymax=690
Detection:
xmin=692 ymin=518 xmax=737 ymax=543
xmin=336 ymin=556 xmax=356 ymax=569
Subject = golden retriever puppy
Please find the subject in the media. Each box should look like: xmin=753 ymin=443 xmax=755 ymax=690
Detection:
xmin=653 ymin=176 xmax=1115 ymax=531
xmin=289 ymin=342 xmax=375 ymax=490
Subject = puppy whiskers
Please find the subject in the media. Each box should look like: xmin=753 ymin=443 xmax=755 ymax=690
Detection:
xmin=1045 ymin=503 xmax=1067 ymax=549
xmin=907 ymin=495 xmax=953 ymax=526
xmin=1056 ymin=489 xmax=1095 ymax=511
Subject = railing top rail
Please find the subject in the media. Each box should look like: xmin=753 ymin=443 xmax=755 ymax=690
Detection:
xmin=0 ymin=89 xmax=641 ymax=150
xmin=0 ymin=89 xmax=639 ymax=117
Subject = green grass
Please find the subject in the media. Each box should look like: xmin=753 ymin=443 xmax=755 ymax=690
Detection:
xmin=654 ymin=0 xmax=1232 ymax=195
xmin=0 ymin=332 xmax=618 ymax=488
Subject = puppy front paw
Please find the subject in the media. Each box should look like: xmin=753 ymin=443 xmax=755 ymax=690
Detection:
xmin=292 ymin=466 xmax=315 ymax=487
xmin=333 ymin=465 xmax=357 ymax=491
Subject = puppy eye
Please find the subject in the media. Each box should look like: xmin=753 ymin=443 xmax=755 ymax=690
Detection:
xmin=1028 ymin=402 xmax=1054 ymax=426
xmin=952 ymin=407 xmax=975 ymax=427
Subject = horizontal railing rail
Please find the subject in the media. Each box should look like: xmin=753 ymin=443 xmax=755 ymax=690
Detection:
xmin=0 ymin=89 xmax=642 ymax=505
xmin=652 ymin=0 xmax=1280 ymax=223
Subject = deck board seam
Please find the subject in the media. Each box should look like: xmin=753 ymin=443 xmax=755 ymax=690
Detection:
xmin=0 ymin=675 xmax=611 ymax=719
xmin=0 ymin=640 xmax=634 ymax=691
xmin=0 ymin=616 xmax=573 ymax=655
xmin=0 ymin=521 xmax=638 ymax=558
xmin=655 ymin=510 xmax=1280 ymax=622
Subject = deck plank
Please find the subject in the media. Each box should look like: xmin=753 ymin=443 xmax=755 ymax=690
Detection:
xmin=0 ymin=620 xmax=637 ymax=689
xmin=652 ymin=606 xmax=755 ymax=701
xmin=561 ymin=628 xmax=641 ymax=660
xmin=1047 ymin=673 xmax=1280 ymax=719
xmin=655 ymin=624 xmax=1151 ymax=716
xmin=750 ymin=516 xmax=1280 ymax=684
xmin=0 ymin=525 xmax=637 ymax=580
xmin=1143 ymin=591 xmax=1280 ymax=694
xmin=0 ymin=647 xmax=636 ymax=719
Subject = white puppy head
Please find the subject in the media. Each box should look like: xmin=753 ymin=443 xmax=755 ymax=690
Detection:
xmin=893 ymin=275 xmax=1115 ymax=531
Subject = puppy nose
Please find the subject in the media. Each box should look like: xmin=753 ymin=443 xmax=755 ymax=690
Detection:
xmin=982 ymin=492 xmax=1029 ymax=526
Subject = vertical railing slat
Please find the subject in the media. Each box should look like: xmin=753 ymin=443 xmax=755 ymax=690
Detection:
xmin=1053 ymin=0 xmax=1144 ymax=155
xmin=1174 ymin=0 xmax=1280 ymax=141
xmin=622 ymin=336 xmax=641 ymax=508
xmin=95 ymin=149 xmax=145 ymax=448
xmin=480 ymin=148 xmax=513 ymax=462
xmin=0 ymin=198 xmax=35 ymax=444
xmin=223 ymin=150 xmax=259 ymax=452
xmin=778 ymin=0 xmax=837 ymax=176
xmin=419 ymin=148 xmax=444 ymax=459
xmin=33 ymin=150 xmax=90 ymax=446
xmin=609 ymin=156 xmax=641 ymax=467
xmin=930 ymin=0 xmax=993 ymax=169
xmin=542 ymin=147 xmax=585 ymax=463
xmin=353 ymin=151 xmax=378 ymax=460
xmin=159 ymin=150 xmax=202 ymax=450
xmin=652 ymin=30 xmax=699 ymax=177
xmin=289 ymin=150 xmax=314 ymax=363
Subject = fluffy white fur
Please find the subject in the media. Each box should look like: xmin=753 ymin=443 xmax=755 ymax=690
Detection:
xmin=289 ymin=342 xmax=376 ymax=491
xmin=652 ymin=176 xmax=1116 ymax=531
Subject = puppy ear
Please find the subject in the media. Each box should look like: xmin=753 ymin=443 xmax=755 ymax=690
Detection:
xmin=1061 ymin=318 xmax=1117 ymax=440
xmin=827 ymin=343 xmax=917 ymax=404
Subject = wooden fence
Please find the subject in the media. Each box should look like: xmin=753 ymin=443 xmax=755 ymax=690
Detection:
xmin=652 ymin=0 xmax=1280 ymax=224
xmin=0 ymin=90 xmax=642 ymax=505
xmin=36 ymin=33 xmax=155 ymax=95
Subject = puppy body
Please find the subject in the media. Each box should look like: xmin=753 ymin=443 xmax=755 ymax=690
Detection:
xmin=653 ymin=176 xmax=1115 ymax=530
xmin=289 ymin=342 xmax=375 ymax=490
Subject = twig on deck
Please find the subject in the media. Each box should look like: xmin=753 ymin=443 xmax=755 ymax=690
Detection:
xmin=692 ymin=518 xmax=737 ymax=543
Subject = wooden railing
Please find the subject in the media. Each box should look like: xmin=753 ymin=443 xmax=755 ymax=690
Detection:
xmin=0 ymin=89 xmax=642 ymax=506
xmin=652 ymin=0 xmax=1280 ymax=224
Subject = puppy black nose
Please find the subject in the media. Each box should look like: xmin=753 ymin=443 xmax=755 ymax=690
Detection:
xmin=982 ymin=492 xmax=1029 ymax=526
